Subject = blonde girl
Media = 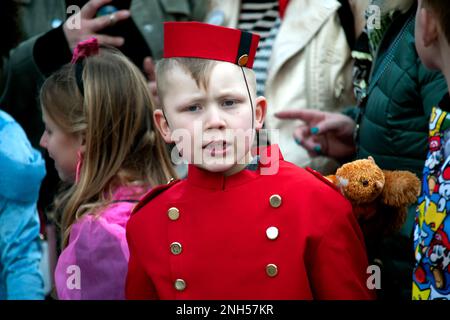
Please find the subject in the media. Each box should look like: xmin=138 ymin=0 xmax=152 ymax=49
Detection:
xmin=39 ymin=39 xmax=176 ymax=299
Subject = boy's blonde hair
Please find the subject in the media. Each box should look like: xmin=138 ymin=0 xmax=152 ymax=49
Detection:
xmin=156 ymin=57 xmax=257 ymax=104
xmin=422 ymin=0 xmax=450 ymax=44
xmin=40 ymin=48 xmax=176 ymax=247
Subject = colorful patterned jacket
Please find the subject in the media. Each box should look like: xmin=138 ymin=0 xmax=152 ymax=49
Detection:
xmin=413 ymin=94 xmax=450 ymax=300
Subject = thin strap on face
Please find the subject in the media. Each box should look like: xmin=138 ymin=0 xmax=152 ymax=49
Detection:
xmin=240 ymin=66 xmax=259 ymax=154
xmin=240 ymin=66 xmax=255 ymax=131
xmin=162 ymin=108 xmax=171 ymax=129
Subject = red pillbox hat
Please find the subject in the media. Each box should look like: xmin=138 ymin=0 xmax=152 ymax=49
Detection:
xmin=163 ymin=21 xmax=260 ymax=69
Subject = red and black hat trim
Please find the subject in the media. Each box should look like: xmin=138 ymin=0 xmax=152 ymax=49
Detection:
xmin=163 ymin=22 xmax=260 ymax=69
xmin=236 ymin=31 xmax=254 ymax=67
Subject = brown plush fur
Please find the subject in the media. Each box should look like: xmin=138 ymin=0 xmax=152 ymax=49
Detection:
xmin=327 ymin=157 xmax=421 ymax=237
xmin=381 ymin=170 xmax=421 ymax=207
xmin=334 ymin=158 xmax=385 ymax=205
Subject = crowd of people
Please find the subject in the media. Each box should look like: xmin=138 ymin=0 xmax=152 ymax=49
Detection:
xmin=1 ymin=0 xmax=449 ymax=300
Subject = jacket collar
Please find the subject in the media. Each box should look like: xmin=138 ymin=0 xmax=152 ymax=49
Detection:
xmin=186 ymin=145 xmax=283 ymax=190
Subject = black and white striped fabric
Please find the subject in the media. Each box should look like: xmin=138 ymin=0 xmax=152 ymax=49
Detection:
xmin=238 ymin=0 xmax=281 ymax=96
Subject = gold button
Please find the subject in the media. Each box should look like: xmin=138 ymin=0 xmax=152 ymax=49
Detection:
xmin=269 ymin=194 xmax=282 ymax=208
xmin=167 ymin=207 xmax=180 ymax=221
xmin=266 ymin=264 xmax=278 ymax=277
xmin=174 ymin=279 xmax=186 ymax=291
xmin=266 ymin=227 xmax=279 ymax=240
xmin=238 ymin=54 xmax=249 ymax=67
xmin=170 ymin=242 xmax=182 ymax=255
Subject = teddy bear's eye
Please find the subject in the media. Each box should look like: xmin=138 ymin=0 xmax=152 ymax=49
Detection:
xmin=362 ymin=179 xmax=369 ymax=187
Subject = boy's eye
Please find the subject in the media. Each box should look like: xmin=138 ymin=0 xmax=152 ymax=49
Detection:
xmin=185 ymin=105 xmax=201 ymax=112
xmin=222 ymin=99 xmax=236 ymax=107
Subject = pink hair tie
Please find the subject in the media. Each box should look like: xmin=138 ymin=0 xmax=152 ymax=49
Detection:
xmin=71 ymin=37 xmax=100 ymax=64
xmin=71 ymin=37 xmax=99 ymax=95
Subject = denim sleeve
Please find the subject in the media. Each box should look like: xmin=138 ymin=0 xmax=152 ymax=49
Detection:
xmin=0 ymin=199 xmax=44 ymax=300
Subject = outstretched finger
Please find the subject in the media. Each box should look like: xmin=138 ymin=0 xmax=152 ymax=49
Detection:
xmin=314 ymin=118 xmax=349 ymax=135
xmin=275 ymin=109 xmax=325 ymax=122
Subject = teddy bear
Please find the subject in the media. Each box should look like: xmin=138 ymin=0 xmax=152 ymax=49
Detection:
xmin=326 ymin=156 xmax=421 ymax=239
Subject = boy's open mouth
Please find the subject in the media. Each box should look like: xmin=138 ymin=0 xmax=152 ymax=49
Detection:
xmin=203 ymin=140 xmax=230 ymax=157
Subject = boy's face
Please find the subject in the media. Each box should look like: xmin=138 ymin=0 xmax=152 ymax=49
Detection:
xmin=154 ymin=61 xmax=267 ymax=175
xmin=415 ymin=0 xmax=439 ymax=69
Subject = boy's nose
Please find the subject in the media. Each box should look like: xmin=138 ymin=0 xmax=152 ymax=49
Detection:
xmin=204 ymin=107 xmax=226 ymax=130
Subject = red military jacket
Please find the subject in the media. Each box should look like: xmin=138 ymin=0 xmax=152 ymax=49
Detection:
xmin=126 ymin=145 xmax=374 ymax=299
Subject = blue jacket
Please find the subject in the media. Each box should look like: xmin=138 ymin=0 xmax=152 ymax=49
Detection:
xmin=0 ymin=110 xmax=46 ymax=299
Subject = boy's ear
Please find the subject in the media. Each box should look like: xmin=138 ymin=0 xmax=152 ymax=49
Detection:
xmin=153 ymin=109 xmax=173 ymax=143
xmin=420 ymin=7 xmax=439 ymax=47
xmin=254 ymin=96 xmax=267 ymax=131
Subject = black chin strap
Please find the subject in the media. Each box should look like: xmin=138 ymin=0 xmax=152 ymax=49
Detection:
xmin=162 ymin=108 xmax=170 ymax=129
xmin=240 ymin=66 xmax=259 ymax=155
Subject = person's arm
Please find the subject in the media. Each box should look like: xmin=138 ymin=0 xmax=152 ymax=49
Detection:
xmin=306 ymin=194 xmax=375 ymax=300
xmin=0 ymin=28 xmax=73 ymax=149
xmin=0 ymin=33 xmax=49 ymax=138
xmin=0 ymin=200 xmax=44 ymax=300
xmin=33 ymin=26 xmax=73 ymax=77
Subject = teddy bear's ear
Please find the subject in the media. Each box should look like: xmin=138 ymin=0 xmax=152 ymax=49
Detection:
xmin=380 ymin=170 xmax=421 ymax=207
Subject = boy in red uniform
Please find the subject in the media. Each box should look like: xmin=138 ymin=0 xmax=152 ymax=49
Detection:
xmin=125 ymin=21 xmax=374 ymax=300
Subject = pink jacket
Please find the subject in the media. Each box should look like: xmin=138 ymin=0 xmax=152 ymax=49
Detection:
xmin=55 ymin=186 xmax=147 ymax=300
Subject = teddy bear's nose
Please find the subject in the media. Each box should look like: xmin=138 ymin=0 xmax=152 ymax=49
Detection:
xmin=362 ymin=180 xmax=369 ymax=187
